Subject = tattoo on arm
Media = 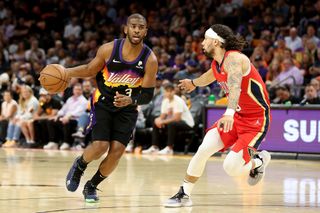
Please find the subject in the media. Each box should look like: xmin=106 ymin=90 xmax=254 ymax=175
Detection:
xmin=224 ymin=56 xmax=243 ymax=110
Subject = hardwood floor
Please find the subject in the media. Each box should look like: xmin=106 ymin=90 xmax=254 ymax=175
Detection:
xmin=0 ymin=149 xmax=319 ymax=213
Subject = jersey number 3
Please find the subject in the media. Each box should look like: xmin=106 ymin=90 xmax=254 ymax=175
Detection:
xmin=125 ymin=88 xmax=132 ymax=97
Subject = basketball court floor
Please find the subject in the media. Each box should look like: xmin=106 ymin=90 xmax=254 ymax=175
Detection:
xmin=0 ymin=149 xmax=319 ymax=213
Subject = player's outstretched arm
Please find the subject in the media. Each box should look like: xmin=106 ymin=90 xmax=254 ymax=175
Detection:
xmin=66 ymin=42 xmax=114 ymax=78
xmin=178 ymin=68 xmax=216 ymax=93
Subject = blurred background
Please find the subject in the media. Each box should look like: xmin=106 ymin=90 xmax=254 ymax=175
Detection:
xmin=0 ymin=0 xmax=319 ymax=154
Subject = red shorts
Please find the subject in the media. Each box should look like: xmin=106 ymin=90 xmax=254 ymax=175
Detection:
xmin=208 ymin=113 xmax=270 ymax=163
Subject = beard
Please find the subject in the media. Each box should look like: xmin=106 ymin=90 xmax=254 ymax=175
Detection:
xmin=203 ymin=48 xmax=213 ymax=58
xmin=127 ymin=34 xmax=144 ymax=45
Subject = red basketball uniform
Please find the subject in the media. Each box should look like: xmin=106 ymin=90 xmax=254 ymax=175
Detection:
xmin=208 ymin=50 xmax=271 ymax=163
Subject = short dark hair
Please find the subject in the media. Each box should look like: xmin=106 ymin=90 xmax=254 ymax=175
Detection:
xmin=163 ymin=83 xmax=174 ymax=91
xmin=276 ymin=84 xmax=290 ymax=92
xmin=126 ymin=13 xmax=147 ymax=25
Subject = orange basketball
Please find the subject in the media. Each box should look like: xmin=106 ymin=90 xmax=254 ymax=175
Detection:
xmin=39 ymin=64 xmax=69 ymax=93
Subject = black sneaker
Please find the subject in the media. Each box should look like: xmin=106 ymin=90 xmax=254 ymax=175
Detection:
xmin=248 ymin=150 xmax=271 ymax=186
xmin=83 ymin=181 xmax=100 ymax=203
xmin=66 ymin=157 xmax=85 ymax=192
xmin=164 ymin=186 xmax=192 ymax=207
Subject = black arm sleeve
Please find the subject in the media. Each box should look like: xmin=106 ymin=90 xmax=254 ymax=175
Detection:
xmin=131 ymin=87 xmax=155 ymax=105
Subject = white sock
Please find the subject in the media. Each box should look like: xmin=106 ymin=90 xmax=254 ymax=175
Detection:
xmin=254 ymin=158 xmax=263 ymax=169
xmin=182 ymin=179 xmax=194 ymax=196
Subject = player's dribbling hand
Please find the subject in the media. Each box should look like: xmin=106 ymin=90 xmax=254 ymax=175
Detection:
xmin=217 ymin=115 xmax=234 ymax=133
xmin=178 ymin=79 xmax=196 ymax=93
xmin=114 ymin=91 xmax=132 ymax=107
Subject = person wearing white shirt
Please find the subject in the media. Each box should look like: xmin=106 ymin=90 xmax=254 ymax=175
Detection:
xmin=0 ymin=91 xmax=17 ymax=145
xmin=44 ymin=83 xmax=87 ymax=150
xmin=142 ymin=83 xmax=194 ymax=155
xmin=63 ymin=17 xmax=82 ymax=39
xmin=3 ymin=85 xmax=38 ymax=148
xmin=284 ymin=27 xmax=302 ymax=52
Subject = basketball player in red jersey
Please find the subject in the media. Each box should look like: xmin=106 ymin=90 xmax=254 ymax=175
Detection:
xmin=56 ymin=14 xmax=158 ymax=202
xmin=164 ymin=24 xmax=271 ymax=207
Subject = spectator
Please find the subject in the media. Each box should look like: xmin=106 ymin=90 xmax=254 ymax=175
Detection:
xmin=32 ymin=88 xmax=61 ymax=147
xmin=17 ymin=85 xmax=39 ymax=148
xmin=266 ymin=59 xmax=282 ymax=86
xmin=300 ymin=84 xmax=320 ymax=105
xmin=305 ymin=25 xmax=320 ymax=46
xmin=174 ymin=59 xmax=199 ymax=81
xmin=142 ymin=83 xmax=194 ymax=155
xmin=285 ymin=27 xmax=302 ymax=53
xmin=253 ymin=55 xmax=268 ymax=82
xmin=274 ymin=58 xmax=303 ymax=87
xmin=3 ymin=85 xmax=38 ymax=148
xmin=25 ymin=39 xmax=46 ymax=63
xmin=82 ymin=79 xmax=94 ymax=100
xmin=43 ymin=83 xmax=87 ymax=150
xmin=272 ymin=85 xmax=301 ymax=105
xmin=0 ymin=91 xmax=17 ymax=145
xmin=9 ymin=41 xmax=26 ymax=62
xmin=310 ymin=78 xmax=320 ymax=96
xmin=64 ymin=17 xmax=82 ymax=40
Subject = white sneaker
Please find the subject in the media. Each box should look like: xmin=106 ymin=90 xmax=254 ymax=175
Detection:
xmin=43 ymin=142 xmax=58 ymax=150
xmin=142 ymin=146 xmax=159 ymax=154
xmin=158 ymin=146 xmax=173 ymax=155
xmin=164 ymin=186 xmax=192 ymax=207
xmin=248 ymin=150 xmax=271 ymax=186
xmin=72 ymin=130 xmax=85 ymax=139
xmin=125 ymin=140 xmax=134 ymax=153
xmin=59 ymin=142 xmax=70 ymax=150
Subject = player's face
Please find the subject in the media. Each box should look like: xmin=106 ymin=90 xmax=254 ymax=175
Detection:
xmin=125 ymin=18 xmax=147 ymax=45
xmin=201 ymin=38 xmax=215 ymax=58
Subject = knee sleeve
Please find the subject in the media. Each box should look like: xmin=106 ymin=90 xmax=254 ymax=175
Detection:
xmin=223 ymin=150 xmax=252 ymax=177
xmin=187 ymin=128 xmax=224 ymax=177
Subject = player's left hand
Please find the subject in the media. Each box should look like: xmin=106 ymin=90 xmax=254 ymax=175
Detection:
xmin=114 ymin=91 xmax=132 ymax=107
xmin=217 ymin=115 xmax=234 ymax=133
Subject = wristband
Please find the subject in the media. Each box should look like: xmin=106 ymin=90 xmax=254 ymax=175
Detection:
xmin=131 ymin=87 xmax=154 ymax=105
xmin=224 ymin=108 xmax=235 ymax=116
xmin=191 ymin=79 xmax=196 ymax=87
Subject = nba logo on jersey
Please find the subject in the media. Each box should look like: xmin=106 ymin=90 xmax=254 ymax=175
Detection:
xmin=136 ymin=61 xmax=143 ymax=69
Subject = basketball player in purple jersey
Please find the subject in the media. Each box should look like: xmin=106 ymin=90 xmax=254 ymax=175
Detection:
xmin=58 ymin=13 xmax=158 ymax=202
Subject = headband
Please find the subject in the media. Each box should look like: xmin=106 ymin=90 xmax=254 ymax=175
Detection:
xmin=205 ymin=28 xmax=225 ymax=43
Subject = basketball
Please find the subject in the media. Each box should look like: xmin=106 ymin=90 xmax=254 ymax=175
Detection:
xmin=39 ymin=64 xmax=69 ymax=93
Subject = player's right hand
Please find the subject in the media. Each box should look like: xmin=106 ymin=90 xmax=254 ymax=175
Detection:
xmin=178 ymin=79 xmax=196 ymax=93
xmin=217 ymin=115 xmax=234 ymax=133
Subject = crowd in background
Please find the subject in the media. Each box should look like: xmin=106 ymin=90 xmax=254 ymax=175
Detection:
xmin=0 ymin=0 xmax=319 ymax=152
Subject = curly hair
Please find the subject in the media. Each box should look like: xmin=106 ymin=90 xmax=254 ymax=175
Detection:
xmin=210 ymin=24 xmax=247 ymax=51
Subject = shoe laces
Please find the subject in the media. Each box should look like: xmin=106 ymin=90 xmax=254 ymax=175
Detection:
xmin=170 ymin=187 xmax=187 ymax=200
xmin=250 ymin=155 xmax=264 ymax=178
xmin=84 ymin=182 xmax=101 ymax=195
xmin=72 ymin=164 xmax=85 ymax=181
